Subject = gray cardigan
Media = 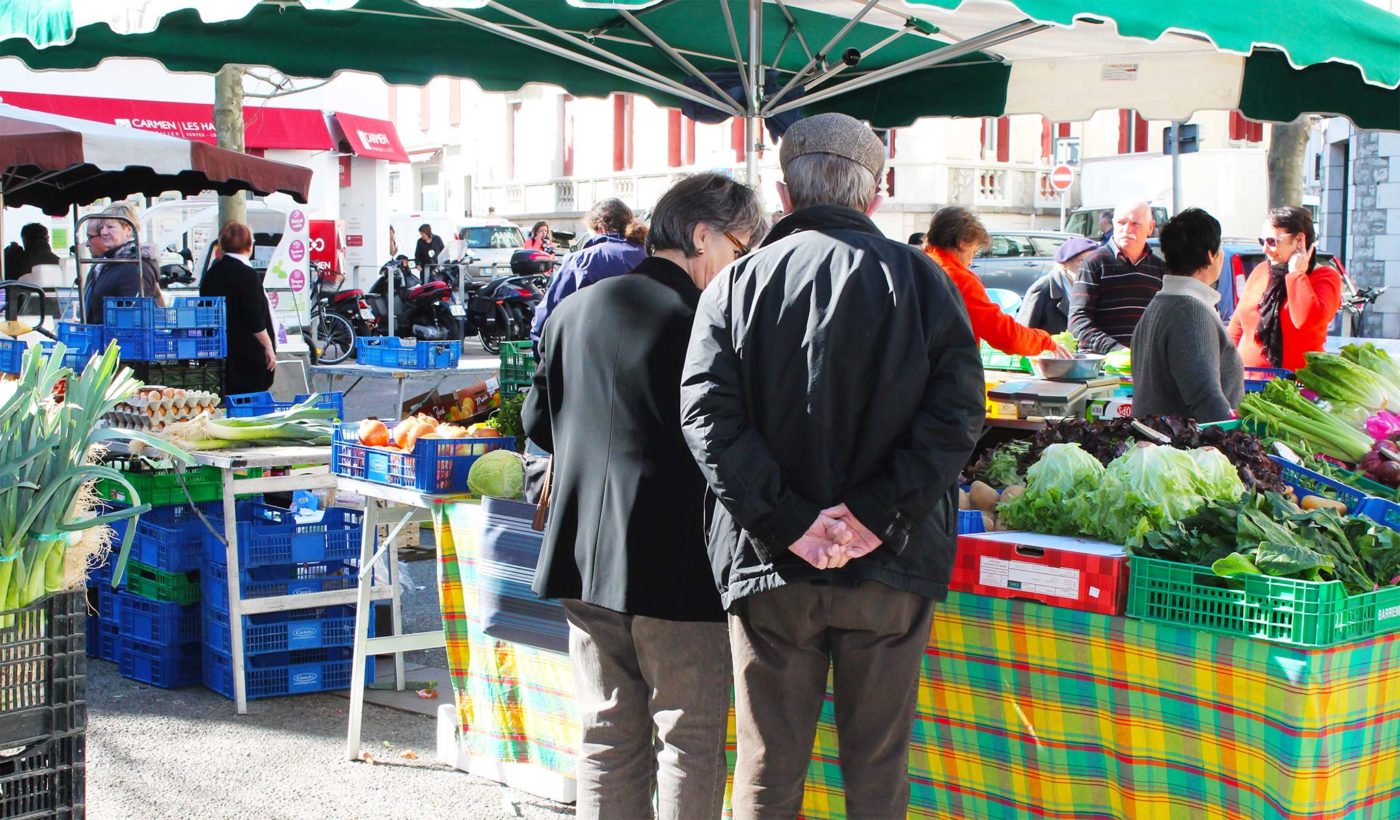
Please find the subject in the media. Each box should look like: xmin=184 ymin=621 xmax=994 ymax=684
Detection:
xmin=1130 ymin=275 xmax=1244 ymax=422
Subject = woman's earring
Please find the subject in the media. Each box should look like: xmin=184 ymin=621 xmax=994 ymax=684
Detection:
xmin=697 ymin=248 xmax=705 ymax=254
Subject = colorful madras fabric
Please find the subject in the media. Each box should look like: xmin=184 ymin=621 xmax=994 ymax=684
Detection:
xmin=435 ymin=501 xmax=577 ymax=776
xmin=797 ymin=592 xmax=1400 ymax=819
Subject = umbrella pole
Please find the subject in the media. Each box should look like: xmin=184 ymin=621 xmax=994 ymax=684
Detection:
xmin=745 ymin=0 xmax=761 ymax=187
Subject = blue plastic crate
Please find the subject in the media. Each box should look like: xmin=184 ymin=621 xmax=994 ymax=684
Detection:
xmin=108 ymin=502 xmax=221 ymax=573
xmin=105 ymin=296 xmax=225 ymax=332
xmin=202 ymin=645 xmax=371 ymax=700
xmin=1243 ymin=366 xmax=1294 ymax=394
xmin=957 ymin=509 xmax=985 ymax=535
xmin=331 ymin=422 xmax=515 ymax=494
xmin=115 ymin=592 xmax=201 ymax=645
xmin=156 ymin=297 xmax=225 ymax=331
xmin=200 ymin=560 xmax=360 ymax=614
xmin=86 ymin=618 xmax=119 ymax=663
xmin=58 ymin=321 xmax=103 ymax=353
xmin=354 ymin=336 xmax=460 ymax=369
xmin=118 ymin=636 xmax=202 ymax=688
xmin=202 ymin=605 xmax=365 ymax=656
xmin=202 ymin=503 xmax=363 ymax=569
xmin=104 ymin=297 xmax=156 ymax=330
xmin=0 ymin=338 xmax=25 ymax=374
xmin=106 ymin=327 xmax=225 ymax=362
xmin=37 ymin=341 xmax=92 ymax=371
xmin=1273 ymin=456 xmax=1400 ymax=531
xmin=225 ymin=391 xmax=345 ymax=421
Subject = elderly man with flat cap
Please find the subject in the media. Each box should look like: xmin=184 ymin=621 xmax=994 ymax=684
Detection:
xmin=680 ymin=113 xmax=985 ymax=817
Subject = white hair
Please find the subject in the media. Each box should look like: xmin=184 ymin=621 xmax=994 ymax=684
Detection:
xmin=1113 ymin=199 xmax=1152 ymax=221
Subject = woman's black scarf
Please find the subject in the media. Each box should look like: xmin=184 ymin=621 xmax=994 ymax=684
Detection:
xmin=1254 ymin=263 xmax=1289 ymax=368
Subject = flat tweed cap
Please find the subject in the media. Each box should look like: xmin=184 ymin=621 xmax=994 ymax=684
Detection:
xmin=779 ymin=113 xmax=885 ymax=180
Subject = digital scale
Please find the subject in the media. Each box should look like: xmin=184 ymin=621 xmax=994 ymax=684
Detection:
xmin=987 ymin=375 xmax=1120 ymax=421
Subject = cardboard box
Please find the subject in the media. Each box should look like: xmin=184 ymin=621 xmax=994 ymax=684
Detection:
xmin=402 ymin=377 xmax=500 ymax=422
xmin=951 ymin=531 xmax=1130 ymax=615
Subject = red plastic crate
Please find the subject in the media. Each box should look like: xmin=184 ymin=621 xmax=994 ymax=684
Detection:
xmin=951 ymin=532 xmax=1130 ymax=615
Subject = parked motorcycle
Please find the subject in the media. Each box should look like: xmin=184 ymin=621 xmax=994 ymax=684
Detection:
xmin=365 ymin=255 xmax=466 ymax=343
xmin=157 ymin=245 xmax=194 ymax=289
xmin=303 ymin=265 xmax=375 ymax=364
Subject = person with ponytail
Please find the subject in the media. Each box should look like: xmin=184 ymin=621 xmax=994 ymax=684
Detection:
xmin=1228 ymin=206 xmax=1342 ymax=371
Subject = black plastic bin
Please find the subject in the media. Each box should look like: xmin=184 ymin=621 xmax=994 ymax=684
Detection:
xmin=0 ymin=731 xmax=85 ymax=819
xmin=0 ymin=590 xmax=87 ymax=747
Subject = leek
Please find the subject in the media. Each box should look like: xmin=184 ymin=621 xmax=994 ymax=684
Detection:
xmin=0 ymin=341 xmax=193 ymax=617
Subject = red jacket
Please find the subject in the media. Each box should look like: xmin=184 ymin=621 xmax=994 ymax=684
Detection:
xmin=1227 ymin=262 xmax=1342 ymax=371
xmin=927 ymin=247 xmax=1054 ymax=356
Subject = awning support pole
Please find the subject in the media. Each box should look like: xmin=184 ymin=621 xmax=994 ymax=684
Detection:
xmin=763 ymin=0 xmax=882 ymax=116
xmin=746 ymin=0 xmax=762 ymax=187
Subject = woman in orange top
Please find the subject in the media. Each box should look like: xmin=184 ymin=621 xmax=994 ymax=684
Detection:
xmin=1228 ymin=206 xmax=1342 ymax=372
xmin=923 ymin=206 xmax=1069 ymax=357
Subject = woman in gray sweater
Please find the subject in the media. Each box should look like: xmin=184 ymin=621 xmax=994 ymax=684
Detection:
xmin=1131 ymin=208 xmax=1244 ymax=422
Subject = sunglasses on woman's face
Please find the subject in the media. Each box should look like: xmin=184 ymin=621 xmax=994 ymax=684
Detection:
xmin=1258 ymin=234 xmax=1292 ymax=248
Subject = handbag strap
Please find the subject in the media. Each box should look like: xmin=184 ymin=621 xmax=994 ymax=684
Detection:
xmin=532 ymin=456 xmax=553 ymax=531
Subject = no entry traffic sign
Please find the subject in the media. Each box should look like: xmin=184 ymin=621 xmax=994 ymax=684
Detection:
xmin=1050 ymin=164 xmax=1076 ymax=192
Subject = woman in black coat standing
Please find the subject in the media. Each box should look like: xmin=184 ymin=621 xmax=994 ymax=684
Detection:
xmin=200 ymin=221 xmax=276 ymax=396
xmin=522 ymin=173 xmax=766 ymax=820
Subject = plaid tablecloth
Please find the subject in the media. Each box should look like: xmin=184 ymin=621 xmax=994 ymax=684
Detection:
xmin=437 ymin=503 xmax=1400 ymax=819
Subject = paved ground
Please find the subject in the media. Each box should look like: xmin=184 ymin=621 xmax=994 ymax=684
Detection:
xmin=86 ymin=569 xmax=575 ymax=820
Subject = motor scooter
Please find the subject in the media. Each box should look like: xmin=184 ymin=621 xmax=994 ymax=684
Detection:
xmin=365 ymin=255 xmax=466 ymax=341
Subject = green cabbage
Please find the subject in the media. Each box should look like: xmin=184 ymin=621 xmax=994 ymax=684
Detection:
xmin=997 ymin=443 xmax=1103 ymax=535
xmin=468 ymin=450 xmax=525 ymax=499
xmin=1089 ymin=444 xmax=1245 ymax=548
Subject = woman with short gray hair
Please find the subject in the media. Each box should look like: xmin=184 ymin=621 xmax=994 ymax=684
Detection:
xmin=523 ymin=172 xmax=765 ymax=820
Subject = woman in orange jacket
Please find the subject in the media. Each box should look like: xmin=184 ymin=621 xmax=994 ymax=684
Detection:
xmin=924 ymin=206 xmax=1070 ymax=358
xmin=1227 ymin=206 xmax=1342 ymax=372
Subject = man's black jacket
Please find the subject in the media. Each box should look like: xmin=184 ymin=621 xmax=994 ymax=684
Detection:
xmin=680 ymin=205 xmax=985 ymax=609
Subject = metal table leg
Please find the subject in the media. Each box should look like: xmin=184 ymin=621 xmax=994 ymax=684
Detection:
xmin=346 ymin=499 xmax=380 ymax=760
xmin=389 ymin=534 xmax=406 ymax=689
xmin=221 ymin=468 xmax=249 ymax=714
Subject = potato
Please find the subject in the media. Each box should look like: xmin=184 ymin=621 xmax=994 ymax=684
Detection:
xmin=999 ymin=486 xmax=1025 ymax=504
xmin=981 ymin=511 xmax=997 ymax=532
xmin=958 ymin=489 xmax=971 ymax=511
xmin=1300 ymin=495 xmax=1348 ymax=514
xmin=968 ymin=481 xmax=1000 ymax=513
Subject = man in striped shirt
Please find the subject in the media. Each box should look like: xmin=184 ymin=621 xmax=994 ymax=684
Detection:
xmin=1069 ymin=199 xmax=1166 ymax=353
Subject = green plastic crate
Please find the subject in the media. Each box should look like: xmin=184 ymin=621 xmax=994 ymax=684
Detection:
xmin=499 ymin=340 xmax=535 ymax=393
xmin=1126 ymin=555 xmax=1400 ymax=648
xmin=122 ymin=560 xmax=200 ymax=606
xmin=95 ymin=465 xmax=224 ymax=507
xmin=979 ymin=343 xmax=1031 ymax=373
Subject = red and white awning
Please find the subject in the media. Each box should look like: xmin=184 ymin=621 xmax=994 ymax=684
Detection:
xmin=0 ymin=103 xmax=313 ymax=213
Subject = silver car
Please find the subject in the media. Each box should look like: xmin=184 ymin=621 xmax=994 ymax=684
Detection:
xmin=456 ymin=219 xmax=526 ymax=280
xmin=970 ymin=231 xmax=1076 ymax=298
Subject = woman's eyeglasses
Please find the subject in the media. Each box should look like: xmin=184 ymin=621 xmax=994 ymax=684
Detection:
xmin=723 ymin=232 xmax=750 ymax=258
xmin=1258 ymin=235 xmax=1291 ymax=248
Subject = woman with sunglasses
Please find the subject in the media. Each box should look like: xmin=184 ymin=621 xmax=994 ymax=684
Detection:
xmin=523 ymin=172 xmax=766 ymax=820
xmin=1228 ymin=206 xmax=1342 ymax=371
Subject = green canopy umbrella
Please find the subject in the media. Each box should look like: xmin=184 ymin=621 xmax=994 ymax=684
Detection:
xmin=3 ymin=0 xmax=1397 ymax=183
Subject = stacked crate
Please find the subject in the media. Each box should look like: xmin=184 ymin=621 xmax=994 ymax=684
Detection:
xmin=103 ymin=296 xmax=226 ymax=362
xmin=101 ymin=502 xmax=214 ymax=689
xmin=201 ymin=502 xmax=373 ymax=700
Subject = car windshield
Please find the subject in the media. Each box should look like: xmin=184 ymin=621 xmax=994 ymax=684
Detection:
xmin=1030 ymin=236 xmax=1070 ymax=256
xmin=464 ymin=227 xmax=524 ymax=250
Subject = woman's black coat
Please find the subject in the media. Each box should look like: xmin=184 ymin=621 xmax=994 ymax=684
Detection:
xmin=200 ymin=254 xmax=276 ymax=396
xmin=522 ymin=256 xmax=723 ymax=622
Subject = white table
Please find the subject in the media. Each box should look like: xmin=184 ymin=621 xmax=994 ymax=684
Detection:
xmin=195 ymin=446 xmax=399 ymax=714
xmin=341 ymin=478 xmax=461 ymax=760
xmin=309 ymin=356 xmax=498 ymax=419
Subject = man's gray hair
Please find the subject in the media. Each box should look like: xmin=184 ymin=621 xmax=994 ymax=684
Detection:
xmin=646 ymin=173 xmax=768 ymax=257
xmin=782 ymin=153 xmax=878 ymax=212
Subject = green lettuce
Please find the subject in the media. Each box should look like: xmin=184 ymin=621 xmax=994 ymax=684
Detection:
xmin=1089 ymin=444 xmax=1244 ymax=548
xmin=997 ymin=443 xmax=1103 ymax=536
